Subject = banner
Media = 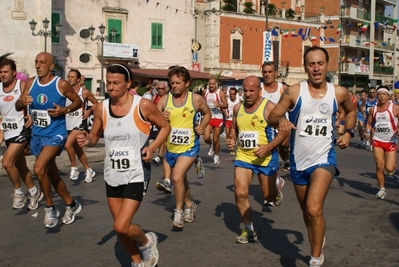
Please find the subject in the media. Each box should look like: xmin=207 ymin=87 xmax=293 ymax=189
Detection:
xmin=262 ymin=31 xmax=273 ymax=62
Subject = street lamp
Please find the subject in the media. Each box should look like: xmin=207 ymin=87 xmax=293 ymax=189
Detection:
xmin=326 ymin=5 xmax=346 ymax=85
xmin=88 ymin=24 xmax=117 ymax=96
xmin=29 ymin=18 xmax=62 ymax=52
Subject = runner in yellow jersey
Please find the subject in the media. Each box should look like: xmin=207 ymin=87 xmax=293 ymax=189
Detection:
xmin=157 ymin=66 xmax=211 ymax=230
xmin=226 ymin=75 xmax=289 ymax=244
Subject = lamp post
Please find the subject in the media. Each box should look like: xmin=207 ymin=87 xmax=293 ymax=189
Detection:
xmin=88 ymin=24 xmax=117 ymax=96
xmin=326 ymin=5 xmax=345 ymax=85
xmin=29 ymin=18 xmax=61 ymax=52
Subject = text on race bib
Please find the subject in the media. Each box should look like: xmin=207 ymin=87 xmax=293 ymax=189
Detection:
xmin=0 ymin=116 xmax=20 ymax=130
xmin=170 ymin=127 xmax=192 ymax=145
xmin=109 ymin=148 xmax=136 ymax=171
xmin=239 ymin=131 xmax=258 ymax=149
xmin=32 ymin=110 xmax=51 ymax=128
xmin=299 ymin=115 xmax=332 ymax=138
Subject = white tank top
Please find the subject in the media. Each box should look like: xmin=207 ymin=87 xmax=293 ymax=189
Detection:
xmin=0 ymin=80 xmax=25 ymax=140
xmin=226 ymin=97 xmax=241 ymax=121
xmin=65 ymin=87 xmax=84 ymax=130
xmin=205 ymin=89 xmax=224 ymax=119
xmin=372 ymin=102 xmax=398 ymax=143
xmin=290 ymin=81 xmax=338 ymax=171
xmin=103 ymin=95 xmax=151 ymax=186
xmin=261 ymin=82 xmax=284 ymax=105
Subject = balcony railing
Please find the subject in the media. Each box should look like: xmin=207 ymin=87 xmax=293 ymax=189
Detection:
xmin=375 ymin=14 xmax=394 ymax=26
xmin=374 ymin=65 xmax=394 ymax=75
xmin=357 ymin=9 xmax=371 ymax=21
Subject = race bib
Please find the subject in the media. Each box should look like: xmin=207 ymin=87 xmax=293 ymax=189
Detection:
xmin=299 ymin=115 xmax=332 ymax=138
xmin=109 ymin=148 xmax=136 ymax=171
xmin=32 ymin=110 xmax=51 ymax=128
xmin=375 ymin=122 xmax=390 ymax=134
xmin=67 ymin=110 xmax=82 ymax=117
xmin=239 ymin=131 xmax=258 ymax=149
xmin=170 ymin=127 xmax=192 ymax=145
xmin=0 ymin=116 xmax=20 ymax=130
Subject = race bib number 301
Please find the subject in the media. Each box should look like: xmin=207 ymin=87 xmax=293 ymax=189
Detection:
xmin=170 ymin=127 xmax=192 ymax=145
xmin=299 ymin=115 xmax=331 ymax=138
xmin=239 ymin=131 xmax=258 ymax=149
xmin=109 ymin=148 xmax=135 ymax=171
xmin=32 ymin=110 xmax=51 ymax=128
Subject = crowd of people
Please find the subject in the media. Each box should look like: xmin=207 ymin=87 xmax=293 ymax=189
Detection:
xmin=1 ymin=46 xmax=398 ymax=267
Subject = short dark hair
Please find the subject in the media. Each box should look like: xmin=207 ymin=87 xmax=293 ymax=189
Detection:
xmin=303 ymin=46 xmax=329 ymax=65
xmin=107 ymin=64 xmax=132 ymax=82
xmin=130 ymin=80 xmax=140 ymax=89
xmin=360 ymin=89 xmax=367 ymax=94
xmin=229 ymin=87 xmax=238 ymax=94
xmin=261 ymin=61 xmax=278 ymax=71
xmin=69 ymin=69 xmax=81 ymax=79
xmin=0 ymin=58 xmax=17 ymax=72
xmin=168 ymin=66 xmax=191 ymax=83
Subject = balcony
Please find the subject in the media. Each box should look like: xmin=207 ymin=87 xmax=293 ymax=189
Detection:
xmin=375 ymin=14 xmax=393 ymax=26
xmin=350 ymin=7 xmax=371 ymax=21
xmin=344 ymin=63 xmax=370 ymax=75
xmin=374 ymin=64 xmax=394 ymax=75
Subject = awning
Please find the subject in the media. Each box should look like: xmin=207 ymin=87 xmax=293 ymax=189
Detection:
xmin=130 ymin=68 xmax=234 ymax=81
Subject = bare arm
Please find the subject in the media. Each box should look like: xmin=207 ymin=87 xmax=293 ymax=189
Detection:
xmin=268 ymin=85 xmax=298 ymax=131
xmin=217 ymin=90 xmax=228 ymax=109
xmin=48 ymin=79 xmax=82 ymax=116
xmin=141 ymin=99 xmax=171 ymax=162
xmin=335 ymin=86 xmax=356 ymax=148
xmin=77 ymin=102 xmax=103 ymax=147
xmin=16 ymin=77 xmax=34 ymax=111
xmin=82 ymin=89 xmax=99 ymax=120
xmin=226 ymin=103 xmax=240 ymax=150
xmin=193 ymin=93 xmax=211 ymax=135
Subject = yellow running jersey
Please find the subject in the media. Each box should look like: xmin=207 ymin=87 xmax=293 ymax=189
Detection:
xmin=165 ymin=91 xmax=198 ymax=153
xmin=235 ymin=98 xmax=277 ymax=166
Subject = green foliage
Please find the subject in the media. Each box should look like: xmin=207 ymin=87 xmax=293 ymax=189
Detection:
xmin=267 ymin=3 xmax=278 ymax=16
xmin=222 ymin=0 xmax=237 ymax=12
xmin=285 ymin=8 xmax=295 ymax=18
xmin=189 ymin=79 xmax=207 ymax=93
xmin=243 ymin=2 xmax=255 ymax=14
xmin=0 ymin=52 xmax=14 ymax=62
xmin=137 ymin=87 xmax=147 ymax=96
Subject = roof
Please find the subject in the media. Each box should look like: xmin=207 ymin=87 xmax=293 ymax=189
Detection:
xmin=130 ymin=68 xmax=234 ymax=81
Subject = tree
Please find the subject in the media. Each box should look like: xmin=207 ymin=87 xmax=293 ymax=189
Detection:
xmin=222 ymin=0 xmax=237 ymax=12
xmin=267 ymin=3 xmax=278 ymax=16
xmin=285 ymin=8 xmax=295 ymax=18
xmin=0 ymin=52 xmax=14 ymax=62
xmin=243 ymin=2 xmax=255 ymax=14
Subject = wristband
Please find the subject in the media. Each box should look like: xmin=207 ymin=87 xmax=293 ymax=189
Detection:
xmin=66 ymin=108 xmax=71 ymax=114
xmin=344 ymin=129 xmax=354 ymax=138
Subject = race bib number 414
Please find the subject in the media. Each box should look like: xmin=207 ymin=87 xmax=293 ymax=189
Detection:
xmin=299 ymin=115 xmax=331 ymax=138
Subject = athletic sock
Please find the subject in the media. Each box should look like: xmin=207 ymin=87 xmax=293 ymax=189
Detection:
xmin=28 ymin=186 xmax=38 ymax=197
xmin=14 ymin=188 xmax=23 ymax=195
xmin=244 ymin=223 xmax=254 ymax=231
xmin=165 ymin=178 xmax=171 ymax=184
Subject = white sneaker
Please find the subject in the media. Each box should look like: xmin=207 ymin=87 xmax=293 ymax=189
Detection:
xmin=213 ymin=155 xmax=220 ymax=165
xmin=140 ymin=232 xmax=159 ymax=267
xmin=208 ymin=146 xmax=214 ymax=157
xmin=12 ymin=193 xmax=26 ymax=209
xmin=376 ymin=188 xmax=386 ymax=199
xmin=84 ymin=168 xmax=95 ymax=183
xmin=277 ymin=177 xmax=285 ymax=190
xmin=44 ymin=206 xmax=60 ymax=228
xmin=28 ymin=190 xmax=44 ymax=210
xmin=69 ymin=167 xmax=79 ymax=181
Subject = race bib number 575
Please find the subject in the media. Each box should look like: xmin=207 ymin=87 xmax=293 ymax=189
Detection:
xmin=32 ymin=110 xmax=51 ymax=128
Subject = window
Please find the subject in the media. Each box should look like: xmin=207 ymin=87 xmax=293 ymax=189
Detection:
xmin=51 ymin=12 xmax=60 ymax=43
xmin=108 ymin=18 xmax=122 ymax=43
xmin=151 ymin=23 xmax=163 ymax=49
xmin=232 ymin=39 xmax=241 ymax=60
xmin=79 ymin=52 xmax=92 ymax=64
xmin=79 ymin=28 xmax=91 ymax=43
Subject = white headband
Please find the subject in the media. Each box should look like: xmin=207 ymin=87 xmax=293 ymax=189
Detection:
xmin=112 ymin=64 xmax=131 ymax=80
xmin=377 ymin=87 xmax=389 ymax=94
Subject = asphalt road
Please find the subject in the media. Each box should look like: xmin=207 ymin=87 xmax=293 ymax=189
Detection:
xmin=0 ymin=136 xmax=398 ymax=267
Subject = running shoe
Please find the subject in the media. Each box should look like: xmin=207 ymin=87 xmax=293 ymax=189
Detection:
xmin=153 ymin=156 xmax=162 ymax=164
xmin=213 ymin=155 xmax=220 ymax=165
xmin=84 ymin=168 xmax=96 ymax=183
xmin=281 ymin=162 xmax=290 ymax=172
xmin=155 ymin=179 xmax=172 ymax=193
xmin=229 ymin=151 xmax=236 ymax=156
xmin=184 ymin=202 xmax=197 ymax=223
xmin=376 ymin=188 xmax=386 ymax=199
xmin=69 ymin=167 xmax=79 ymax=181
xmin=139 ymin=232 xmax=159 ymax=267
xmin=236 ymin=228 xmax=257 ymax=244
xmin=195 ymin=157 xmax=205 ymax=179
xmin=131 ymin=262 xmax=144 ymax=267
xmin=28 ymin=190 xmax=44 ymax=210
xmin=277 ymin=177 xmax=285 ymax=190
xmin=44 ymin=206 xmax=60 ymax=228
xmin=387 ymin=170 xmax=395 ymax=176
xmin=172 ymin=209 xmax=184 ymax=229
xmin=62 ymin=200 xmax=82 ymax=224
xmin=12 ymin=193 xmax=26 ymax=209
xmin=208 ymin=146 xmax=214 ymax=157
xmin=264 ymin=189 xmax=284 ymax=207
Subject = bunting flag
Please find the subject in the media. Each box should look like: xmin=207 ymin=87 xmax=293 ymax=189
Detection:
xmin=393 ymin=19 xmax=398 ymax=31
xmin=304 ymin=28 xmax=311 ymax=37
xmin=364 ymin=41 xmax=370 ymax=46
xmin=322 ymin=25 xmax=327 ymax=30
xmin=374 ymin=21 xmax=379 ymax=30
xmin=310 ymin=36 xmax=317 ymax=42
xmin=283 ymin=29 xmax=290 ymax=37
xmin=298 ymin=28 xmax=303 ymax=36
xmin=336 ymin=25 xmax=342 ymax=34
xmin=383 ymin=20 xmax=388 ymax=30
xmin=320 ymin=36 xmax=326 ymax=41
xmin=291 ymin=29 xmax=297 ymax=37
xmin=271 ymin=29 xmax=279 ymax=36
xmin=362 ymin=23 xmax=369 ymax=32
xmin=329 ymin=37 xmax=335 ymax=43
xmin=315 ymin=26 xmax=321 ymax=31
xmin=342 ymin=56 xmax=346 ymax=62
xmin=382 ymin=42 xmax=387 ymax=46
